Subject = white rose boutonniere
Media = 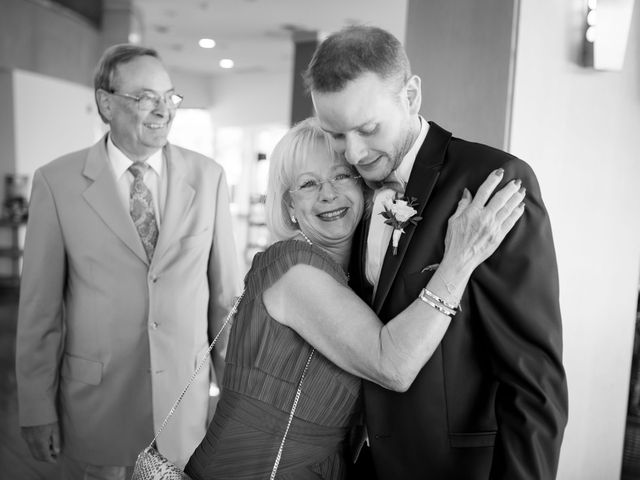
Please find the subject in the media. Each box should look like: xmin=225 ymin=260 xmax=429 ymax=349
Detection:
xmin=380 ymin=196 xmax=422 ymax=255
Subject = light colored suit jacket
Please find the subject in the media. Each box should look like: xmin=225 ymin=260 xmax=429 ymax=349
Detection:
xmin=16 ymin=135 xmax=241 ymax=466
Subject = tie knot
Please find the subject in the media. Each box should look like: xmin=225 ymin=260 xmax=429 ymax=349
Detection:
xmin=129 ymin=162 xmax=149 ymax=178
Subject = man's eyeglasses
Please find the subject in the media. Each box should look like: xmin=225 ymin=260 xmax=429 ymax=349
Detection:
xmin=289 ymin=172 xmax=361 ymax=197
xmin=109 ymin=90 xmax=184 ymax=111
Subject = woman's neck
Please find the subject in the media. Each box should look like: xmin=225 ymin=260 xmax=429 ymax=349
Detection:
xmin=296 ymin=230 xmax=351 ymax=272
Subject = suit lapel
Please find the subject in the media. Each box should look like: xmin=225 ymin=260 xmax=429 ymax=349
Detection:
xmin=152 ymin=144 xmax=195 ymax=263
xmin=82 ymin=137 xmax=149 ymax=264
xmin=348 ymin=209 xmax=372 ymax=301
xmin=372 ymin=122 xmax=452 ymax=313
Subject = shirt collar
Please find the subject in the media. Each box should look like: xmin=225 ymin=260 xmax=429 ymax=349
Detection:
xmin=106 ymin=133 xmax=164 ymax=178
xmin=394 ymin=116 xmax=429 ymax=189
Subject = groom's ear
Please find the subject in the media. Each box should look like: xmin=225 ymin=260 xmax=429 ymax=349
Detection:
xmin=406 ymin=75 xmax=422 ymax=115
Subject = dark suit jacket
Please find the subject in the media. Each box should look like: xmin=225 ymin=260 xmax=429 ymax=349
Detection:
xmin=349 ymin=122 xmax=568 ymax=480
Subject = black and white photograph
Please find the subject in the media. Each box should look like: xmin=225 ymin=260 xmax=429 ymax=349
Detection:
xmin=0 ymin=1 xmax=639 ymax=479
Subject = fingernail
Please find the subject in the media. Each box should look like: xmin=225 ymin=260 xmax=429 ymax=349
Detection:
xmin=463 ymin=188 xmax=471 ymax=198
xmin=513 ymin=178 xmax=522 ymax=187
xmin=519 ymin=187 xmax=526 ymax=194
xmin=495 ymin=168 xmax=504 ymax=176
xmin=519 ymin=202 xmax=525 ymax=208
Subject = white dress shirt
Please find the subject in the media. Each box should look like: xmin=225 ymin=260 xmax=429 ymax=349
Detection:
xmin=106 ymin=134 xmax=167 ymax=226
xmin=365 ymin=117 xmax=430 ymax=296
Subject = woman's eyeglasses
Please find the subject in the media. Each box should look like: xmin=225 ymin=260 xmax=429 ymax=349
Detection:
xmin=289 ymin=173 xmax=361 ymax=197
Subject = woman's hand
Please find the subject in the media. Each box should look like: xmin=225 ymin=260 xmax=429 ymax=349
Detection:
xmin=443 ymin=168 xmax=526 ymax=274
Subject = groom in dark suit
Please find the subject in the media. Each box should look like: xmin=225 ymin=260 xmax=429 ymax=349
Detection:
xmin=304 ymin=26 xmax=568 ymax=480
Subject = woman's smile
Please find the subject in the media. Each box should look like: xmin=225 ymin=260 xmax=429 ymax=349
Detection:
xmin=317 ymin=207 xmax=349 ymax=221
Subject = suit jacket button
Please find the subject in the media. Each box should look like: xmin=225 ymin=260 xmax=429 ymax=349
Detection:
xmin=151 ymin=322 xmax=158 ymax=329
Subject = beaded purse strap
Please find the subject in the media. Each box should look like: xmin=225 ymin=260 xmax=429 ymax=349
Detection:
xmin=270 ymin=348 xmax=315 ymax=479
xmin=149 ymin=290 xmax=245 ymax=446
xmin=148 ymin=288 xmax=315 ymax=479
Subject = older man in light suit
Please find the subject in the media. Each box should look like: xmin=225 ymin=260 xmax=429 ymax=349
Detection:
xmin=15 ymin=44 xmax=241 ymax=479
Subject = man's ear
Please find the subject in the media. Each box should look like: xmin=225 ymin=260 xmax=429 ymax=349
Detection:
xmin=95 ymin=89 xmax=113 ymax=121
xmin=406 ymin=75 xmax=422 ymax=115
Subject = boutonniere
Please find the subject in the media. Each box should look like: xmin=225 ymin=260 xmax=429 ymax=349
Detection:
xmin=380 ymin=196 xmax=422 ymax=255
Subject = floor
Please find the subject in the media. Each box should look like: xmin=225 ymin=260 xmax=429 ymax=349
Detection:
xmin=0 ymin=286 xmax=61 ymax=479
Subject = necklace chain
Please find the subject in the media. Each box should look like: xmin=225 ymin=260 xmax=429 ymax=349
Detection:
xmin=298 ymin=230 xmax=313 ymax=245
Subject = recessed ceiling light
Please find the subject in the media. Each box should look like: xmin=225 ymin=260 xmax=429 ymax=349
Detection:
xmin=219 ymin=59 xmax=234 ymax=69
xmin=198 ymin=38 xmax=216 ymax=49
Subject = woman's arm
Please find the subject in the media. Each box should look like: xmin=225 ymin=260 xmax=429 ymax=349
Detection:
xmin=264 ymin=170 xmax=525 ymax=391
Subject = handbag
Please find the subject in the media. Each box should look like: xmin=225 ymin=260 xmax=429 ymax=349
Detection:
xmin=130 ymin=290 xmax=315 ymax=480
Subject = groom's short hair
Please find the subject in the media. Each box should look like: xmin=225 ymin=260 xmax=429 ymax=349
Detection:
xmin=303 ymin=25 xmax=411 ymax=94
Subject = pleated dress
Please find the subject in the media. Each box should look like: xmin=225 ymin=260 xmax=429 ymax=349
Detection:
xmin=185 ymin=240 xmax=362 ymax=479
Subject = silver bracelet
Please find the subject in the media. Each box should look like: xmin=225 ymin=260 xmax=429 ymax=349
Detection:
xmin=418 ymin=290 xmax=456 ymax=317
xmin=421 ymin=288 xmax=460 ymax=312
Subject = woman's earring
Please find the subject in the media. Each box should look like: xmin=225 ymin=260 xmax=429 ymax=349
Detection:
xmin=290 ymin=215 xmax=297 ymax=224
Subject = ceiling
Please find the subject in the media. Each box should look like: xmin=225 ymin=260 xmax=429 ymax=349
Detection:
xmin=132 ymin=0 xmax=407 ymax=77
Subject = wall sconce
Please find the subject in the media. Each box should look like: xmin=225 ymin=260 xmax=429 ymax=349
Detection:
xmin=582 ymin=0 xmax=597 ymax=67
xmin=582 ymin=0 xmax=636 ymax=71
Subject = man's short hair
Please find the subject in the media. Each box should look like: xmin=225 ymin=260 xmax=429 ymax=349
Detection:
xmin=303 ymin=25 xmax=411 ymax=94
xmin=93 ymin=44 xmax=160 ymax=123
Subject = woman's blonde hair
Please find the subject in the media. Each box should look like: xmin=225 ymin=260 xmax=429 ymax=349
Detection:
xmin=265 ymin=117 xmax=347 ymax=241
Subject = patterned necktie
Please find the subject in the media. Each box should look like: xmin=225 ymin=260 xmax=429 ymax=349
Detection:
xmin=129 ymin=162 xmax=159 ymax=262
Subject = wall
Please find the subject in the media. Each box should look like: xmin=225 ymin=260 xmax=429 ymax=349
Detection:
xmin=510 ymin=0 xmax=640 ymax=477
xmin=405 ymin=0 xmax=517 ymax=149
xmin=169 ymin=68 xmax=214 ymax=109
xmin=290 ymin=36 xmax=319 ymax=126
xmin=12 ymin=69 xmax=105 ymax=180
xmin=0 ymin=0 xmax=102 ymax=202
xmin=209 ymin=71 xmax=292 ymax=128
xmin=0 ymin=70 xmax=17 ymax=202
xmin=0 ymin=0 xmax=101 ymax=86
xmin=0 ymin=68 xmax=103 ymax=203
